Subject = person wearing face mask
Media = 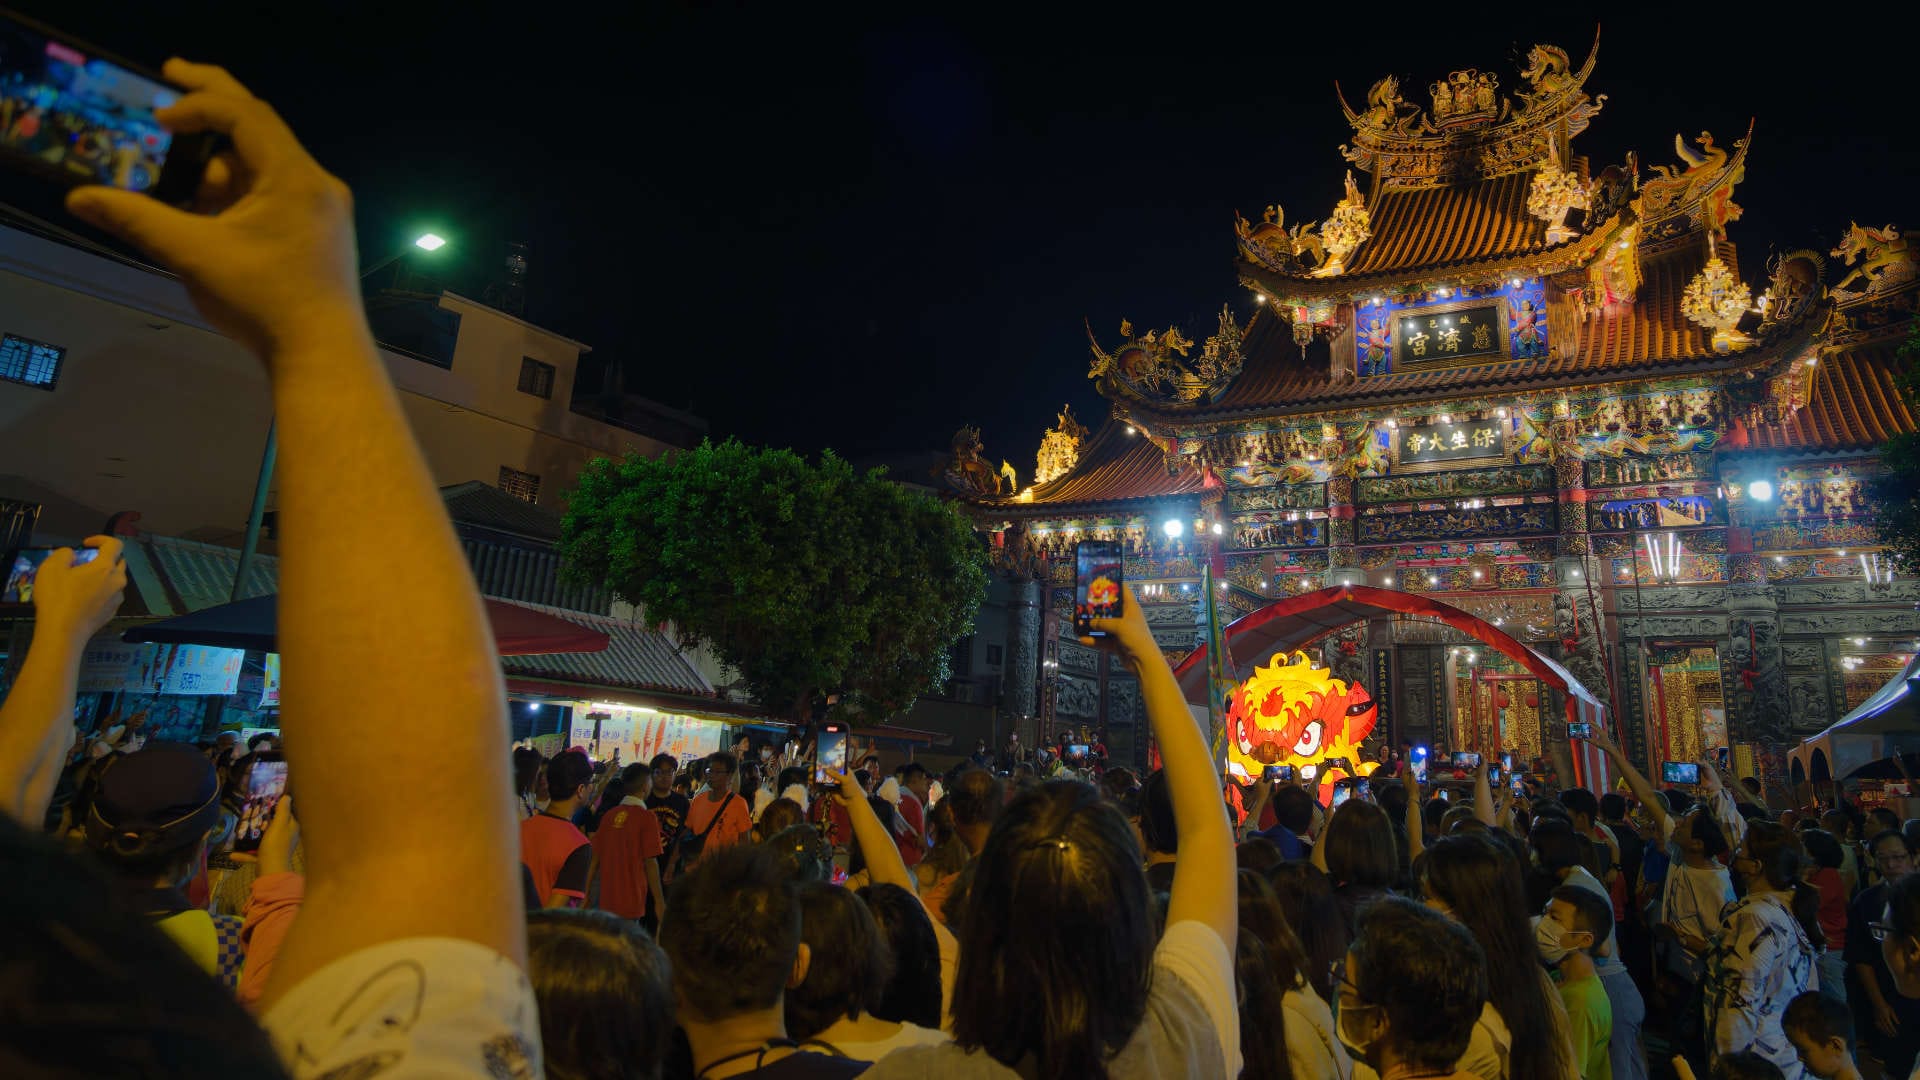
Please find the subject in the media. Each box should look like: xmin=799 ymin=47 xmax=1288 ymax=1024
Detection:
xmin=1336 ymin=896 xmax=1490 ymax=1080
xmin=1540 ymin=885 xmax=1617 ymax=1079
xmin=1533 ymin=817 xmax=1650 ymax=1080
xmin=1705 ymin=821 xmax=1818 ymax=1078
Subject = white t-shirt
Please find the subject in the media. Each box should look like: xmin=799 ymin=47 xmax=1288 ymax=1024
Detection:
xmin=262 ymin=937 xmax=541 ymax=1078
xmin=830 ymin=1021 xmax=948 ymax=1061
xmin=1283 ymin=983 xmax=1352 ymax=1080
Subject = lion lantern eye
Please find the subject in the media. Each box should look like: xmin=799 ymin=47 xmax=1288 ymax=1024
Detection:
xmin=1293 ymin=721 xmax=1324 ymax=758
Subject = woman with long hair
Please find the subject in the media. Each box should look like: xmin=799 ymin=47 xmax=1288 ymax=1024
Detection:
xmin=861 ymin=587 xmax=1239 ymax=1078
xmin=1415 ymin=833 xmax=1578 ymax=1079
xmin=1266 ymin=860 xmax=1348 ymax=1004
xmin=1238 ymin=869 xmax=1349 ymax=1079
xmin=1317 ymin=799 xmax=1400 ymax=936
xmin=1705 ymin=820 xmax=1817 ymax=1078
xmin=525 ymin=909 xmax=674 ymax=1080
xmin=784 ymin=881 xmax=947 ymax=1060
xmin=914 ymin=799 xmax=968 ymax=926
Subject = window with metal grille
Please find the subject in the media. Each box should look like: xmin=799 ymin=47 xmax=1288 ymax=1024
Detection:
xmin=0 ymin=334 xmax=63 ymax=390
xmin=517 ymin=357 xmax=555 ymax=399
xmin=499 ymin=466 xmax=541 ymax=503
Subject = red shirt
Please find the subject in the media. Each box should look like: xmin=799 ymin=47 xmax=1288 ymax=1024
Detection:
xmin=897 ymin=793 xmax=925 ymax=868
xmin=520 ymin=812 xmax=592 ymax=906
xmin=1813 ymin=866 xmax=1849 ymax=945
xmin=592 ymin=800 xmax=664 ymax=919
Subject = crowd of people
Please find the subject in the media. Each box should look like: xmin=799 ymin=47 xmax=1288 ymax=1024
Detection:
xmin=9 ymin=57 xmax=1920 ymax=1080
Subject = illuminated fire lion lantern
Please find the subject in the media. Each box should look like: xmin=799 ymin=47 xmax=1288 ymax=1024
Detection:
xmin=1226 ymin=651 xmax=1379 ymax=800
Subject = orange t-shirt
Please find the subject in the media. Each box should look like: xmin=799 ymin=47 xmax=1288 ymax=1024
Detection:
xmin=520 ymin=812 xmax=591 ymax=906
xmin=683 ymin=791 xmax=752 ymax=865
xmin=593 ymin=800 xmax=664 ymax=919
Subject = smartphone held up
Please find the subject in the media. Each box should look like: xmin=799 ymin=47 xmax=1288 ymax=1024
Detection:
xmin=1074 ymin=539 xmax=1123 ymax=638
xmin=0 ymin=10 xmax=217 ymax=201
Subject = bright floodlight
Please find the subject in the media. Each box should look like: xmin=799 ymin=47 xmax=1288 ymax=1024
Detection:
xmin=1163 ymin=519 xmax=1184 ymax=538
xmin=1748 ymin=479 xmax=1774 ymax=502
xmin=415 ymin=233 xmax=448 ymax=251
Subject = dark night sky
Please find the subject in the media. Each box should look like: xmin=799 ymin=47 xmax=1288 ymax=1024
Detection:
xmin=13 ymin=6 xmax=1918 ymax=474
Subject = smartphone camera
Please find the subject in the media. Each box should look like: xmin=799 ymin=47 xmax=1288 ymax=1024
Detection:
xmin=1568 ymin=721 xmax=1594 ymax=740
xmin=1074 ymin=540 xmax=1123 ymax=638
xmin=814 ymin=724 xmax=848 ymax=785
xmin=1263 ymin=764 xmax=1294 ymax=783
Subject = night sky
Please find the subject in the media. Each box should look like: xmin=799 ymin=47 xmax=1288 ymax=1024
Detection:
xmin=13 ymin=6 xmax=1917 ymax=476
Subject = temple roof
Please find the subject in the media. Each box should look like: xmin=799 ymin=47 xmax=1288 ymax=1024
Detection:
xmin=1341 ymin=170 xmax=1556 ymax=278
xmin=1016 ymin=418 xmax=1207 ymax=509
xmin=1745 ymin=340 xmax=1917 ymax=452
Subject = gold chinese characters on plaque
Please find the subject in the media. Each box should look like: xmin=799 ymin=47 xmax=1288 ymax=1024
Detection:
xmin=1394 ymin=302 xmax=1504 ymax=367
xmin=1395 ymin=418 xmax=1505 ymax=471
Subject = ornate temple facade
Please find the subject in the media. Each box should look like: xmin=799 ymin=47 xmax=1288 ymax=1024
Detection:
xmin=951 ymin=38 xmax=1920 ymax=785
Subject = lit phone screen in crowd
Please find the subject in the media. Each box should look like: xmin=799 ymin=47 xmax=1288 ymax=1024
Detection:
xmin=3 ymin=545 xmax=99 ymax=603
xmin=233 ymin=757 xmax=287 ymax=853
xmin=814 ymin=726 xmax=847 ymax=785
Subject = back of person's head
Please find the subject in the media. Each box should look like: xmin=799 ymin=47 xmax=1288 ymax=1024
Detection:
xmin=1530 ymin=818 xmax=1587 ymax=874
xmin=1323 ymin=799 xmax=1397 ymax=889
xmin=1272 ymin=784 xmax=1315 ymax=834
xmin=1233 ymin=929 xmax=1295 ymax=1080
xmin=1665 ymin=788 xmax=1696 ymax=815
xmin=0 ymin=815 xmax=289 ymax=1077
xmin=1236 ymin=837 xmax=1285 ymax=874
xmin=1599 ymin=792 xmax=1628 ymax=821
xmin=1820 ymin=808 xmax=1850 ymax=835
xmin=1550 ymin=883 xmax=1614 ymax=953
xmin=944 ymin=767 xmax=1002 ymax=829
xmin=1422 ymin=794 xmax=1450 ymax=833
xmin=1711 ymin=1050 xmax=1789 ymax=1080
xmin=1743 ymin=819 xmax=1807 ymax=891
xmin=1782 ymin=989 xmax=1851 ymax=1054
xmin=658 ymin=844 xmax=800 ymax=1023
xmin=786 ymin=882 xmax=892 ymax=1041
xmin=951 ymin=780 xmax=1155 ymax=1078
xmin=1138 ymin=769 xmax=1177 ymax=855
xmin=756 ymin=798 xmax=805 ymax=840
xmin=1349 ymin=896 xmax=1487 ymax=1071
xmin=1868 ymin=806 xmax=1900 ymax=832
xmin=546 ymin=749 xmax=593 ymax=804
xmin=855 ymin=883 xmax=943 ymax=1030
xmin=527 ymin=909 xmax=674 ymax=1080
xmin=1376 ymin=779 xmax=1409 ymax=823
xmin=1266 ymin=859 xmax=1347 ymax=1004
xmin=1100 ymin=767 xmax=1139 ymax=802
xmin=776 ymin=765 xmax=809 ymax=792
xmin=618 ymin=761 xmax=649 ymax=788
xmin=1559 ymin=787 xmax=1598 ymax=825
xmin=245 ymin=732 xmax=274 ymax=752
xmin=84 ymin=744 xmax=222 ymax=886
xmin=1417 ymin=833 xmax=1572 ymax=1079
xmin=1801 ymin=827 xmax=1845 ymax=870
xmin=762 ymin=824 xmax=832 ymax=884
xmin=1439 ymin=805 xmax=1484 ymax=835
xmin=514 ymin=745 xmax=542 ymax=794
xmin=1903 ymin=816 xmax=1920 ymax=852
xmin=1236 ymin=869 xmax=1307 ymax=994
xmin=1681 ymin=805 xmax=1731 ymax=858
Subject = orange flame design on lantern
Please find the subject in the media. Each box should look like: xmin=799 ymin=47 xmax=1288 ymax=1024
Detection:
xmin=1226 ymin=651 xmax=1379 ymax=798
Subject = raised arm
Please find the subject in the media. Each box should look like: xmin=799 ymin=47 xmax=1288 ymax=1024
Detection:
xmin=1401 ymin=763 xmax=1426 ymax=862
xmin=1473 ymin=760 xmax=1496 ymax=828
xmin=1089 ymin=586 xmax=1234 ymax=951
xmin=1241 ymin=778 xmax=1273 ymax=841
xmin=1587 ymin=723 xmax=1670 ymax=840
xmin=826 ymin=766 xmax=914 ymax=894
xmin=0 ymin=538 xmax=126 ymax=823
xmin=71 ymin=62 xmax=522 ymax=1004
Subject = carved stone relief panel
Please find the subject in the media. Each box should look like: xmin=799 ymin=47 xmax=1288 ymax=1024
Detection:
xmin=1615 ymin=586 xmax=1724 ymax=611
xmin=1781 ymin=611 xmax=1920 ymax=637
xmin=1057 ymin=641 xmax=1100 ymax=675
xmin=1781 ymin=640 xmax=1826 ymax=670
xmin=1787 ymin=672 xmax=1833 ymax=737
xmin=1055 ymin=673 xmax=1099 ymax=719
xmin=1619 ymin=615 xmax=1728 ymax=638
xmin=1779 ymin=580 xmax=1920 ymax=607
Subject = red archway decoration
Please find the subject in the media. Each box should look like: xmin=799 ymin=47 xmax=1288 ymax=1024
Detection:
xmin=1172 ymin=584 xmax=1613 ymax=790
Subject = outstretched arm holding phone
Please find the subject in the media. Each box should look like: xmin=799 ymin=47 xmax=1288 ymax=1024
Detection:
xmin=70 ymin=59 xmax=528 ymax=1060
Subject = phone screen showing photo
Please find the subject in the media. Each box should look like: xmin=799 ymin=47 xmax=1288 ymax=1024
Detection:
xmin=1662 ymin=761 xmax=1701 ymax=785
xmin=232 ymin=758 xmax=287 ymax=852
xmin=0 ymin=16 xmax=179 ymax=191
xmin=1074 ymin=540 xmax=1123 ymax=637
xmin=1568 ymin=721 xmax=1593 ymax=740
xmin=1331 ymin=784 xmax=1351 ymax=808
xmin=4 ymin=545 xmax=100 ymax=603
xmin=814 ymin=726 xmax=847 ymax=785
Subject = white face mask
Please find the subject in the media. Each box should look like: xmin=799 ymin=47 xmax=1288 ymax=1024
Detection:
xmin=1336 ymin=1001 xmax=1381 ymax=1067
xmin=1534 ymin=914 xmax=1576 ymax=965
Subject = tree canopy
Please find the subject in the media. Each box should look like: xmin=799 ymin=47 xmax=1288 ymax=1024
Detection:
xmin=559 ymin=439 xmax=990 ymax=723
xmin=1872 ymin=321 xmax=1920 ymax=569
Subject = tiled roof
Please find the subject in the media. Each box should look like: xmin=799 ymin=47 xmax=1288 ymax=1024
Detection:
xmin=442 ymin=481 xmax=563 ymax=541
xmin=1160 ymin=243 xmax=1725 ymax=420
xmin=1019 ymin=419 xmax=1208 ymax=508
xmin=140 ymin=535 xmax=277 ymax=613
xmin=1746 ymin=341 xmax=1916 ymax=451
xmin=498 ymin=601 xmax=713 ymax=695
xmin=1343 ymin=172 xmax=1556 ymax=277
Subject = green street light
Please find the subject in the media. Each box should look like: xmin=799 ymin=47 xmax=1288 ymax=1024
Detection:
xmin=414 ymin=232 xmax=447 ymax=252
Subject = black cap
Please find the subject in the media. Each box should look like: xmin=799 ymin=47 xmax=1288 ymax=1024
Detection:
xmin=86 ymin=742 xmax=222 ymax=858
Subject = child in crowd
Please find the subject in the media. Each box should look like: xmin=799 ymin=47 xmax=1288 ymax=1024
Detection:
xmin=1545 ymin=884 xmax=1616 ymax=1080
xmin=1782 ymin=991 xmax=1863 ymax=1080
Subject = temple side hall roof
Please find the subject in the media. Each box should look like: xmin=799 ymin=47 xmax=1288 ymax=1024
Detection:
xmin=1019 ymin=418 xmax=1207 ymax=508
xmin=1746 ymin=340 xmax=1917 ymax=452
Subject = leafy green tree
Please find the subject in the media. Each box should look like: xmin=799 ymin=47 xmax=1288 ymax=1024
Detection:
xmin=559 ymin=439 xmax=989 ymax=723
xmin=1872 ymin=321 xmax=1920 ymax=569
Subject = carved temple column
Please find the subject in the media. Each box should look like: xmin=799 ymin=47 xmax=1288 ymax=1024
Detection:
xmin=1004 ymin=577 xmax=1042 ymax=737
xmin=1724 ymin=573 xmax=1790 ymax=762
xmin=1323 ymin=475 xmax=1361 ymax=587
xmin=1551 ymin=445 xmax=1611 ymax=781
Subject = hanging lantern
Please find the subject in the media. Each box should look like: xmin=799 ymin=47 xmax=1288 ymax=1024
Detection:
xmin=1681 ymin=253 xmax=1753 ymax=353
xmin=1292 ymin=306 xmax=1315 ymax=347
xmin=1525 ymin=692 xmax=1540 ymax=709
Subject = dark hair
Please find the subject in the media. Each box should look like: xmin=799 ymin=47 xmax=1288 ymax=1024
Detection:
xmin=1138 ymin=770 xmax=1177 ymax=855
xmin=1266 ymin=861 xmax=1347 ymax=1004
xmin=1530 ymin=818 xmax=1588 ymax=873
xmin=1665 ymin=789 xmax=1697 ymax=815
xmin=755 ymin=798 xmax=806 ymax=842
xmin=1100 ymin=767 xmax=1139 ymax=802
xmin=944 ymin=768 xmax=1003 ymax=829
xmin=546 ymin=749 xmax=594 ymax=804
xmin=658 ymin=844 xmax=800 ymax=1021
xmin=1422 ymin=794 xmax=1450 ymax=833
xmin=649 ymin=753 xmax=677 ymax=772
xmin=245 ymin=732 xmax=274 ymax=751
xmin=1679 ymin=806 xmax=1730 ymax=859
xmin=1323 ymin=799 xmax=1397 ymax=889
xmin=1236 ymin=837 xmax=1285 ymax=875
xmin=1236 ymin=869 xmax=1308 ymax=995
xmin=527 ymin=909 xmax=674 ymax=1080
xmin=1550 ymin=883 xmax=1614 ymax=945
xmin=1869 ymin=828 xmax=1913 ymax=861
xmin=1351 ymin=896 xmax=1488 ymax=1070
xmin=1234 ymin=930 xmax=1298 ymax=1080
xmin=763 ymin=824 xmax=831 ymax=884
xmin=898 ymin=762 xmax=928 ymax=784
xmin=1742 ymin=820 xmax=1807 ymax=892
xmin=619 ymin=762 xmax=650 ymax=788
xmin=1710 ymin=1050 xmax=1788 ymax=1080
xmin=950 ymin=781 xmax=1155 ymax=1079
xmin=1417 ymin=834 xmax=1573 ymax=1080
xmin=856 ymin=883 xmax=943 ymax=1029
xmin=923 ymin=800 xmax=968 ymax=876
xmin=705 ymin=750 xmax=738 ymax=776
xmin=786 ymin=882 xmax=892 ymax=1041
xmin=1885 ymin=868 xmax=1920 ymax=942
xmin=1599 ymin=792 xmax=1628 ymax=821
xmin=1801 ymin=828 xmax=1845 ymax=870
xmin=771 ymin=765 xmax=805 ymax=792
xmin=1782 ymin=989 xmax=1851 ymax=1045
xmin=514 ymin=746 xmax=542 ymax=796
xmin=1558 ymin=787 xmax=1598 ymax=823
xmin=1272 ymin=785 xmax=1316 ymax=834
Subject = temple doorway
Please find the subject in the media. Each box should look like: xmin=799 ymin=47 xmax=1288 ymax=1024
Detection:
xmin=1448 ymin=649 xmax=1549 ymax=769
xmin=1643 ymin=644 xmax=1727 ymax=772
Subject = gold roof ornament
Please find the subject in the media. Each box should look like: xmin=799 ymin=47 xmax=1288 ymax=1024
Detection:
xmin=1034 ymin=405 xmax=1089 ymax=486
xmin=1829 ymin=222 xmax=1914 ymax=297
xmin=1527 ymin=156 xmax=1590 ymax=244
xmin=1681 ymin=238 xmax=1753 ymax=353
xmin=1087 ymin=309 xmax=1247 ymax=405
xmin=1310 ymin=171 xmax=1372 ymax=278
